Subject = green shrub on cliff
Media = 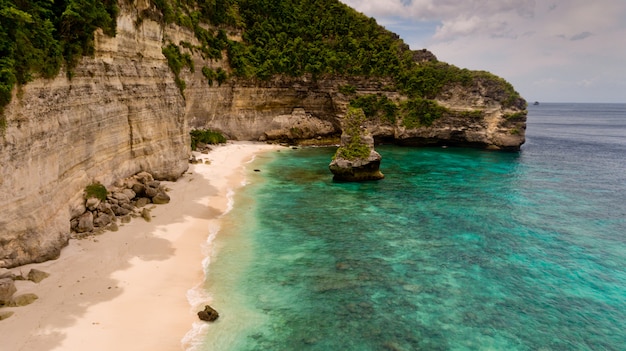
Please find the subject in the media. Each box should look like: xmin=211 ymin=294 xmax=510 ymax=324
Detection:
xmin=503 ymin=111 xmax=527 ymax=121
xmin=401 ymin=97 xmax=446 ymax=128
xmin=338 ymin=84 xmax=357 ymax=95
xmin=85 ymin=182 xmax=108 ymax=201
xmin=350 ymin=94 xmax=398 ymax=123
xmin=398 ymin=62 xmax=472 ymax=98
xmin=216 ymin=68 xmax=228 ymax=85
xmin=190 ymin=129 xmax=227 ymax=150
xmin=162 ymin=43 xmax=194 ymax=94
xmin=202 ymin=66 xmax=228 ymax=87
xmin=201 ymin=66 xmax=216 ymax=86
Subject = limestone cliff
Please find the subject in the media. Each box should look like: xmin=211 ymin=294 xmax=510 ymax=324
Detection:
xmin=0 ymin=1 xmax=189 ymax=267
xmin=0 ymin=1 xmax=526 ymax=267
xmin=182 ymin=71 xmax=525 ymax=149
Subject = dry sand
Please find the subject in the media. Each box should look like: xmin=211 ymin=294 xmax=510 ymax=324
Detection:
xmin=0 ymin=142 xmax=282 ymax=351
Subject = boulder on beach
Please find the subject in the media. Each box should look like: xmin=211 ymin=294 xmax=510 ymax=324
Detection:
xmin=0 ymin=278 xmax=17 ymax=305
xmin=94 ymin=213 xmax=113 ymax=228
xmin=0 ymin=311 xmax=14 ymax=320
xmin=0 ymin=268 xmax=14 ymax=280
xmin=152 ymin=191 xmax=171 ymax=204
xmin=86 ymin=197 xmax=101 ymax=211
xmin=144 ymin=186 xmax=159 ymax=198
xmin=76 ymin=211 xmax=94 ymax=233
xmin=141 ymin=208 xmax=152 ymax=222
xmin=135 ymin=197 xmax=151 ymax=208
xmin=8 ymin=293 xmax=38 ymax=307
xmin=27 ymin=269 xmax=50 ymax=283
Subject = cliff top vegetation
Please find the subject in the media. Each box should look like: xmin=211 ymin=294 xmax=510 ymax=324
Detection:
xmin=0 ymin=0 xmax=118 ymax=115
xmin=0 ymin=0 xmax=526 ymax=119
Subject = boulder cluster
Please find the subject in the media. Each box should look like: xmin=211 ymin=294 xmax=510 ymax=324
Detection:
xmin=189 ymin=143 xmax=213 ymax=164
xmin=71 ymin=171 xmax=171 ymax=235
xmin=0 ymin=268 xmax=48 ymax=320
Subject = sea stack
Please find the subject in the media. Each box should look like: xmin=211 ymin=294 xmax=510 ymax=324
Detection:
xmin=329 ymin=108 xmax=384 ymax=182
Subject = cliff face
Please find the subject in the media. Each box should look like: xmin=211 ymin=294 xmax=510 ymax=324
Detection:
xmin=0 ymin=2 xmax=189 ymax=267
xmin=184 ymin=73 xmax=525 ymax=149
xmin=0 ymin=2 xmax=526 ymax=268
xmin=394 ymin=83 xmax=526 ymax=150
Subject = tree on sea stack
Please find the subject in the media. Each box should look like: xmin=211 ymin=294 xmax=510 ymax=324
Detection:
xmin=329 ymin=108 xmax=384 ymax=181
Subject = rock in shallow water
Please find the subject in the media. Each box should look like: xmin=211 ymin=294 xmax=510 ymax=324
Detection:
xmin=329 ymin=149 xmax=385 ymax=181
xmin=329 ymin=108 xmax=384 ymax=182
xmin=197 ymin=305 xmax=219 ymax=322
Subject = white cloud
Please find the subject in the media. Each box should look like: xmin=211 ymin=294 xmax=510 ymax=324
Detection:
xmin=339 ymin=0 xmax=626 ymax=102
xmin=343 ymin=0 xmax=537 ymax=38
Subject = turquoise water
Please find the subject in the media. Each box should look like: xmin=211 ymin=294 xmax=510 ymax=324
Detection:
xmin=202 ymin=103 xmax=626 ymax=350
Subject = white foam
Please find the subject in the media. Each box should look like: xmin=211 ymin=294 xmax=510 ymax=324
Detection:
xmin=182 ymin=163 xmax=261 ymax=350
xmin=245 ymin=154 xmax=258 ymax=164
xmin=183 ymin=221 xmax=222 ymax=350
xmin=181 ymin=321 xmax=211 ymax=351
xmin=183 ymin=274 xmax=214 ymax=351
xmin=223 ymin=188 xmax=235 ymax=216
xmin=201 ymin=223 xmax=220 ymax=266
xmin=186 ymin=284 xmax=211 ymax=311
xmin=240 ymin=155 xmax=259 ymax=186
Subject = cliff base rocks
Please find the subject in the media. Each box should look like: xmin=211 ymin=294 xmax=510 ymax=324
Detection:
xmin=71 ymin=172 xmax=170 ymax=237
xmin=0 ymin=278 xmax=16 ymax=305
xmin=0 ymin=268 xmax=48 ymax=319
xmin=260 ymin=108 xmax=336 ymax=143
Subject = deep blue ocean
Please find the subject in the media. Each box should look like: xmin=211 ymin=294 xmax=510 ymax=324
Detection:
xmin=200 ymin=103 xmax=626 ymax=350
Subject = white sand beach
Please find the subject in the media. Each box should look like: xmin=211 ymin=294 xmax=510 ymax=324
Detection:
xmin=0 ymin=142 xmax=281 ymax=351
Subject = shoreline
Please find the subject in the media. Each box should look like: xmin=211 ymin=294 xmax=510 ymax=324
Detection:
xmin=0 ymin=141 xmax=282 ymax=351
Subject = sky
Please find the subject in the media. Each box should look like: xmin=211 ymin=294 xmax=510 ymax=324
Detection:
xmin=339 ymin=0 xmax=626 ymax=103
